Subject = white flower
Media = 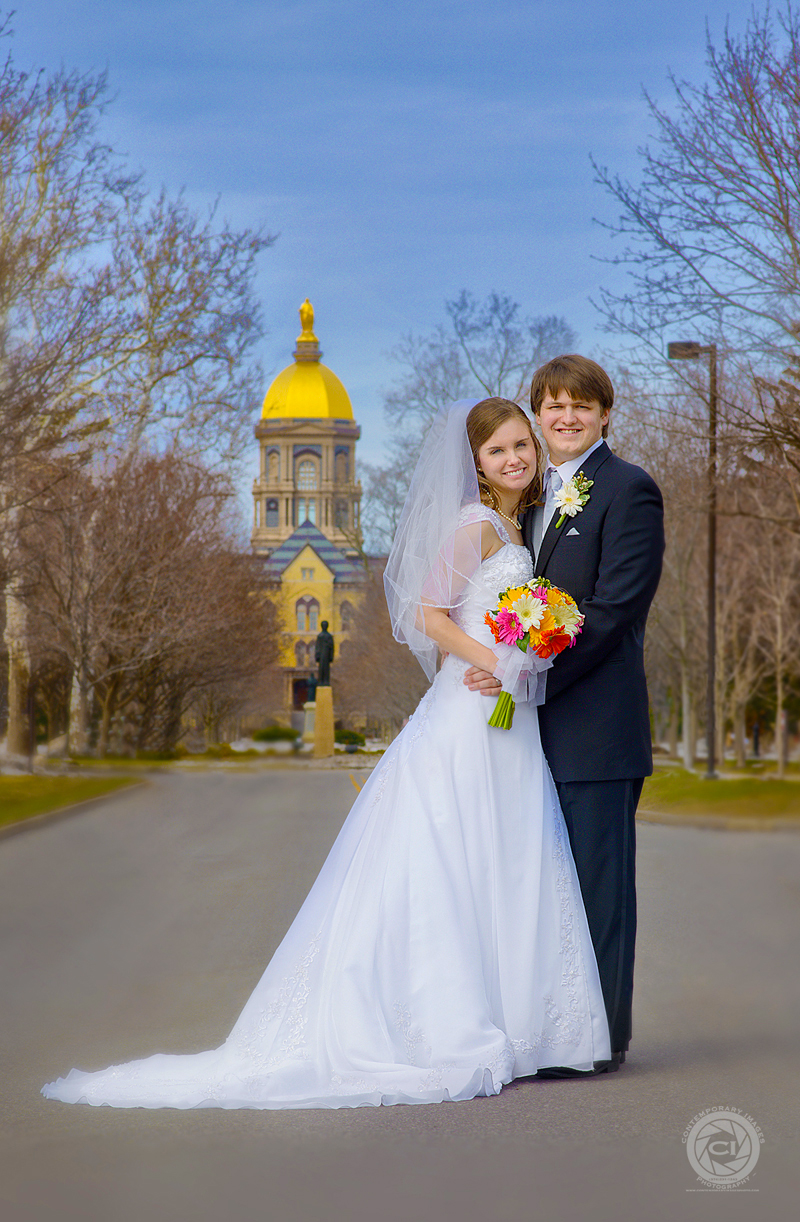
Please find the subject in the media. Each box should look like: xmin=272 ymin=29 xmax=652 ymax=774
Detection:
xmin=549 ymin=603 xmax=583 ymax=636
xmin=510 ymin=592 xmax=546 ymax=632
xmin=553 ymin=482 xmax=583 ymax=517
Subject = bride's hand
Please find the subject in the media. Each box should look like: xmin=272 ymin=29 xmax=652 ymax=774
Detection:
xmin=464 ymin=664 xmax=502 ymax=696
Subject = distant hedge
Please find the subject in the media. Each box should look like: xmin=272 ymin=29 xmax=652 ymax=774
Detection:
xmin=335 ymin=729 xmax=366 ymax=746
xmin=252 ymin=726 xmax=299 ymax=742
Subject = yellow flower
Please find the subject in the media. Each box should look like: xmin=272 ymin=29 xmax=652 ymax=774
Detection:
xmin=506 ymin=585 xmax=529 ymax=602
xmin=539 ymin=609 xmax=556 ymax=634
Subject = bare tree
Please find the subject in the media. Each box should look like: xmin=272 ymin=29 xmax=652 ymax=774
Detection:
xmin=720 ymin=521 xmax=771 ymax=766
xmin=362 ymin=292 xmax=577 ymax=551
xmin=23 ymin=453 xmax=279 ymax=756
xmin=334 ymin=560 xmax=430 ymax=738
xmin=594 ymin=4 xmax=800 ymax=362
xmin=624 ymin=400 xmax=707 ymax=768
xmin=0 ymin=20 xmax=273 ymax=756
xmin=615 ymin=365 xmax=800 ymax=771
xmin=758 ymin=528 xmax=800 ymax=775
xmin=100 ymin=189 xmax=269 ymax=464
xmin=590 ymin=1 xmax=800 ymax=535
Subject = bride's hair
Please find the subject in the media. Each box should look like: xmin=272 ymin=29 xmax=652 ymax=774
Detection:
xmin=466 ymin=398 xmax=543 ymax=515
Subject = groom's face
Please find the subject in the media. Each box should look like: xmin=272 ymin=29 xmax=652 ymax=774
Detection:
xmin=538 ymin=388 xmax=609 ymax=466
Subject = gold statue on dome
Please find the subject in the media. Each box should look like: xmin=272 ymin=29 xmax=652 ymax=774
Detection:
xmin=298 ymin=298 xmax=318 ymax=341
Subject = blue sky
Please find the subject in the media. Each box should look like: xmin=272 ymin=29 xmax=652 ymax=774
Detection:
xmin=14 ymin=0 xmax=758 ymax=468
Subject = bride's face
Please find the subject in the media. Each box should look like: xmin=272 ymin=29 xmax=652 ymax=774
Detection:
xmin=477 ymin=419 xmax=538 ymax=501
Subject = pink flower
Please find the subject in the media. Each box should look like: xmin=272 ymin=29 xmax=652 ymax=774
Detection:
xmin=530 ymin=585 xmax=549 ymax=602
xmin=495 ymin=608 xmax=524 ymax=644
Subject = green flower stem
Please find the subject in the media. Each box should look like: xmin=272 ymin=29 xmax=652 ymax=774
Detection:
xmin=554 ymin=513 xmax=566 ymax=529
xmin=488 ymin=691 xmax=515 ymax=730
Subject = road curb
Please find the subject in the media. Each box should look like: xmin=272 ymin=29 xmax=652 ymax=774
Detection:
xmin=637 ymin=806 xmax=800 ymax=832
xmin=0 ymin=780 xmax=148 ymax=842
xmin=4 ymin=781 xmax=797 ymax=841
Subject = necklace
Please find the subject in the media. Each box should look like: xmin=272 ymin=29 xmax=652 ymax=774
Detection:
xmin=493 ymin=506 xmax=521 ymax=530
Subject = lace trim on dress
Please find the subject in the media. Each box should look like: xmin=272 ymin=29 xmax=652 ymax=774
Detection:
xmin=228 ymin=932 xmax=322 ymax=1069
xmin=539 ymin=794 xmax=586 ymax=1049
xmin=393 ymin=1002 xmax=430 ymax=1067
xmin=456 ymin=502 xmax=513 ymax=546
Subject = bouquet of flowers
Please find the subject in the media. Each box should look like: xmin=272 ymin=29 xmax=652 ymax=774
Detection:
xmin=484 ymin=578 xmax=585 ymax=729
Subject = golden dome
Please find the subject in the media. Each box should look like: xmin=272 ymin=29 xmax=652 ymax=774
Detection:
xmin=261 ymin=299 xmax=354 ymax=421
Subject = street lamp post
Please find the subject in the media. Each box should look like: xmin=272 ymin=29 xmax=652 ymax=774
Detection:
xmin=667 ymin=341 xmax=718 ymax=780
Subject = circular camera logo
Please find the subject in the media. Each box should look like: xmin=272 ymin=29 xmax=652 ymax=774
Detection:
xmin=684 ymin=1109 xmax=762 ymax=1187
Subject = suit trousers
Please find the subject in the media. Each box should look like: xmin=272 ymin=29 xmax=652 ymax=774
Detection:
xmin=555 ymin=777 xmax=643 ymax=1055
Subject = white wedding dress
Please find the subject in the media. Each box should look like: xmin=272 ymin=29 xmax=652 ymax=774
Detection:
xmin=43 ymin=509 xmax=610 ymax=1110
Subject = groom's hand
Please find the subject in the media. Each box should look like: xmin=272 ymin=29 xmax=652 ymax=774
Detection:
xmin=464 ymin=665 xmax=501 ymax=696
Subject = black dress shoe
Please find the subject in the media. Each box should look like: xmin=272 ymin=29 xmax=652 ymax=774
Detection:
xmin=532 ymin=1050 xmax=625 ymax=1080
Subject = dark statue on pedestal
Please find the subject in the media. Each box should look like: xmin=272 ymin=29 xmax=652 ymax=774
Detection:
xmin=315 ymin=621 xmax=334 ymax=687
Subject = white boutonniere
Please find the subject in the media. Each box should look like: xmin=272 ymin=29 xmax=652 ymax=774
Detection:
xmin=553 ymin=471 xmax=593 ymax=529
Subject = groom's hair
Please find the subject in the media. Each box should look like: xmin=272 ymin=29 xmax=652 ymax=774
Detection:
xmin=530 ymin=355 xmax=614 ymax=438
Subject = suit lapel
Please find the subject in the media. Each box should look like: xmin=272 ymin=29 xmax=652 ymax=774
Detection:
xmin=535 ymin=509 xmax=563 ymax=575
xmin=535 ymin=441 xmax=613 ymax=575
xmin=522 ymin=499 xmax=540 ymax=557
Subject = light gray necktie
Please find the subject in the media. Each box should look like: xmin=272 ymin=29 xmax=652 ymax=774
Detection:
xmin=543 ymin=468 xmax=563 ymax=533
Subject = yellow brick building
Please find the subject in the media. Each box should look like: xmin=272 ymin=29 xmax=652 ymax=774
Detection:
xmin=251 ymin=300 xmax=366 ymax=717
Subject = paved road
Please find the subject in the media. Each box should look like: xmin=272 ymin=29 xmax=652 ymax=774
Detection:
xmin=1 ymin=768 xmax=798 ymax=1222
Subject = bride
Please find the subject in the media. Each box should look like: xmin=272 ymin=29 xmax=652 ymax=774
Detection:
xmin=43 ymin=397 xmax=610 ymax=1110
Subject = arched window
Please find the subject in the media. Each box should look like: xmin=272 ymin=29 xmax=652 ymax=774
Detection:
xmin=335 ymin=500 xmax=349 ymax=529
xmin=335 ymin=451 xmax=348 ymax=484
xmin=265 ymin=499 xmax=279 ymax=527
xmin=297 ymin=460 xmax=317 ymax=490
xmin=295 ymin=640 xmax=307 ymax=667
xmin=340 ymin=600 xmax=354 ymax=632
xmin=296 ymin=596 xmax=320 ymax=633
xmin=268 ymin=451 xmax=280 ymax=482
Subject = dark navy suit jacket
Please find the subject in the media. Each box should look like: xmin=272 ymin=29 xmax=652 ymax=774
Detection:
xmin=524 ymin=441 xmax=664 ymax=784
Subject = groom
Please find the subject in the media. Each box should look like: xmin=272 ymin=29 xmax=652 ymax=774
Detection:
xmin=467 ymin=355 xmax=664 ymax=1073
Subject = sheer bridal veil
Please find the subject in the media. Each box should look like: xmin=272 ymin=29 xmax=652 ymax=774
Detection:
xmin=383 ymin=397 xmax=549 ymax=702
xmin=383 ymin=399 xmax=483 ymax=681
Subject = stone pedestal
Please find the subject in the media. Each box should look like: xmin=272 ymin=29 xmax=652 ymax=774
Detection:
xmin=302 ymin=701 xmax=316 ymax=744
xmin=313 ymin=686 xmax=335 ymax=759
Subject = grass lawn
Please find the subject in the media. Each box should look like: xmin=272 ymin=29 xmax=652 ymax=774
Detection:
xmin=641 ymin=769 xmax=800 ymax=819
xmin=0 ymin=775 xmax=139 ymax=830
